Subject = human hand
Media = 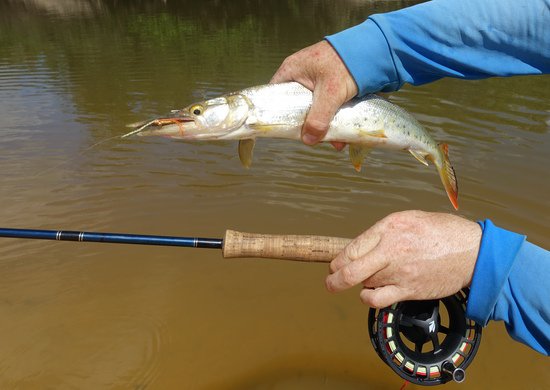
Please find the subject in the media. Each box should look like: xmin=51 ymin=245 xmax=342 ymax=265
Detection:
xmin=326 ymin=210 xmax=482 ymax=308
xmin=270 ymin=40 xmax=358 ymax=148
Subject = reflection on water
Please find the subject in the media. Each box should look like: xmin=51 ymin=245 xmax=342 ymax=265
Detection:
xmin=0 ymin=0 xmax=548 ymax=389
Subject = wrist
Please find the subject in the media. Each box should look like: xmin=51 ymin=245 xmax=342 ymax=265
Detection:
xmin=466 ymin=220 xmax=525 ymax=325
xmin=325 ymin=19 xmax=401 ymax=95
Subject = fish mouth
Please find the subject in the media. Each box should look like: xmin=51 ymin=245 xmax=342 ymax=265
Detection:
xmin=122 ymin=115 xmax=195 ymax=138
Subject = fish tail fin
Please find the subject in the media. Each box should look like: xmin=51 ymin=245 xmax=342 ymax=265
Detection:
xmin=435 ymin=143 xmax=459 ymax=210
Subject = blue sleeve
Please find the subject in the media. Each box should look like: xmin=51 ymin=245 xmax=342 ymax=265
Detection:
xmin=466 ymin=220 xmax=550 ymax=355
xmin=325 ymin=0 xmax=550 ymax=95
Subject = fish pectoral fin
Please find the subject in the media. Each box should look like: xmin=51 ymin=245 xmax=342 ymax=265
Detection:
xmin=238 ymin=138 xmax=256 ymax=169
xmin=349 ymin=144 xmax=372 ymax=172
xmin=360 ymin=129 xmax=387 ymax=138
xmin=408 ymin=148 xmax=430 ymax=166
xmin=248 ymin=123 xmax=287 ymax=132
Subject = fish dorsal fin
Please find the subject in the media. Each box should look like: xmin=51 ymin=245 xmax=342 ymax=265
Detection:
xmin=349 ymin=144 xmax=371 ymax=172
xmin=238 ymin=138 xmax=256 ymax=168
xmin=408 ymin=148 xmax=430 ymax=166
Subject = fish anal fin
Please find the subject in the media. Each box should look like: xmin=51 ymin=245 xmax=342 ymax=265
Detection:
xmin=349 ymin=144 xmax=371 ymax=172
xmin=408 ymin=148 xmax=430 ymax=166
xmin=238 ymin=138 xmax=256 ymax=169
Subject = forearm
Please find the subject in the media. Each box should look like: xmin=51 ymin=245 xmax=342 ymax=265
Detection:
xmin=467 ymin=220 xmax=550 ymax=355
xmin=326 ymin=0 xmax=550 ymax=95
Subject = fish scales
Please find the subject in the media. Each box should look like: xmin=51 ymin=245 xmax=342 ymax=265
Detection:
xmin=128 ymin=82 xmax=459 ymax=209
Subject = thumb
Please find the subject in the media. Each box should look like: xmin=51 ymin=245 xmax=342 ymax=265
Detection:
xmin=302 ymin=82 xmax=343 ymax=145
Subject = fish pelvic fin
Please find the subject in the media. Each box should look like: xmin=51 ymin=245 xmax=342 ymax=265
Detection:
xmin=434 ymin=143 xmax=459 ymax=210
xmin=349 ymin=144 xmax=371 ymax=172
xmin=408 ymin=148 xmax=429 ymax=166
xmin=238 ymin=138 xmax=256 ymax=169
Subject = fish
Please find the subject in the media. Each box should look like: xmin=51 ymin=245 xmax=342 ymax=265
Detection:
xmin=125 ymin=82 xmax=458 ymax=209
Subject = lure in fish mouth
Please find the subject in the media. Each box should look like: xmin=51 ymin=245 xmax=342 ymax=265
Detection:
xmin=124 ymin=93 xmax=252 ymax=140
xmin=124 ymin=82 xmax=459 ymax=209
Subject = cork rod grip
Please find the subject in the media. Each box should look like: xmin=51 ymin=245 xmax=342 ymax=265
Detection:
xmin=222 ymin=230 xmax=351 ymax=263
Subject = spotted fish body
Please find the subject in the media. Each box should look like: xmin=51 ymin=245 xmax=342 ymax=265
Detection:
xmin=131 ymin=82 xmax=458 ymax=209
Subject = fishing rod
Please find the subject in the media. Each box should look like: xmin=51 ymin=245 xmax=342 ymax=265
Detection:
xmin=0 ymin=226 xmax=481 ymax=385
xmin=0 ymin=227 xmax=349 ymax=262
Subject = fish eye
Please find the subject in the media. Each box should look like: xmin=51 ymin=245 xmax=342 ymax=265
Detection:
xmin=190 ymin=105 xmax=204 ymax=116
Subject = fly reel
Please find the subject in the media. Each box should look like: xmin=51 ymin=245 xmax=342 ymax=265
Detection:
xmin=368 ymin=289 xmax=481 ymax=386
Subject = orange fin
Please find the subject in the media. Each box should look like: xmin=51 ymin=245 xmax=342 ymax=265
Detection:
xmin=238 ymin=138 xmax=255 ymax=169
xmin=435 ymin=143 xmax=458 ymax=210
xmin=349 ymin=144 xmax=371 ymax=172
xmin=408 ymin=148 xmax=429 ymax=166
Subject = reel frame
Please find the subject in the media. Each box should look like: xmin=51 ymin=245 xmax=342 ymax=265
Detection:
xmin=368 ymin=289 xmax=482 ymax=386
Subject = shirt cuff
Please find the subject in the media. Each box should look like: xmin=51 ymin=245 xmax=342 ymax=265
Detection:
xmin=325 ymin=18 xmax=401 ymax=96
xmin=466 ymin=220 xmax=525 ymax=325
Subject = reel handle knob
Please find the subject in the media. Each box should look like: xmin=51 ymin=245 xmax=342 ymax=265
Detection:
xmin=442 ymin=361 xmax=465 ymax=383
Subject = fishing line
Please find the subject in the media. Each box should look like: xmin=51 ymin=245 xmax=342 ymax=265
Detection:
xmin=33 ymin=120 xmax=155 ymax=177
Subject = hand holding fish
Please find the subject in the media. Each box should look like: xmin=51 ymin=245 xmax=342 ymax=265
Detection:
xmin=270 ymin=40 xmax=358 ymax=147
xmin=326 ymin=210 xmax=481 ymax=308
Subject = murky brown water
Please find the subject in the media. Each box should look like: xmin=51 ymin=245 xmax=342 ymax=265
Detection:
xmin=0 ymin=0 xmax=548 ymax=389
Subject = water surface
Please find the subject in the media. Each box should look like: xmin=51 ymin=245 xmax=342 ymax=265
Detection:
xmin=0 ymin=1 xmax=548 ymax=389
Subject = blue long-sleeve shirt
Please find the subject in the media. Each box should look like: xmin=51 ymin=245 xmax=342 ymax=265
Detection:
xmin=468 ymin=221 xmax=550 ymax=355
xmin=327 ymin=0 xmax=549 ymax=95
xmin=326 ymin=0 xmax=550 ymax=355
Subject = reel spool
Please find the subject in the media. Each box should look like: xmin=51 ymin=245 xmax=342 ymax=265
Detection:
xmin=368 ymin=289 xmax=481 ymax=386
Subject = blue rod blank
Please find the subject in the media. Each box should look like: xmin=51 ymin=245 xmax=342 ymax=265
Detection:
xmin=0 ymin=228 xmax=222 ymax=249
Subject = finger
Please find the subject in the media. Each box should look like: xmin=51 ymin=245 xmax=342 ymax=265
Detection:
xmin=361 ymin=266 xmax=398 ymax=288
xmin=302 ymin=81 xmax=342 ymax=145
xmin=329 ymin=239 xmax=361 ymax=274
xmin=330 ymin=141 xmax=347 ymax=151
xmin=329 ymin=229 xmax=381 ymax=273
xmin=270 ymin=56 xmax=296 ymax=84
xmin=359 ymin=285 xmax=405 ymax=308
xmin=270 ymin=65 xmax=314 ymax=91
xmin=326 ymin=249 xmax=387 ymax=293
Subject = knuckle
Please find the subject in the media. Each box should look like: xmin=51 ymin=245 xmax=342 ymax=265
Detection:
xmin=328 ymin=260 xmax=339 ymax=274
xmin=304 ymin=118 xmax=330 ymax=135
xmin=382 ymin=211 xmax=408 ymax=230
xmin=341 ymin=266 xmax=357 ymax=287
xmin=281 ymin=55 xmax=295 ymax=67
xmin=344 ymin=241 xmax=360 ymax=261
xmin=400 ymin=262 xmax=420 ymax=281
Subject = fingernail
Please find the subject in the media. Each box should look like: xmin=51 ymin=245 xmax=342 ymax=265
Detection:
xmin=302 ymin=133 xmax=319 ymax=145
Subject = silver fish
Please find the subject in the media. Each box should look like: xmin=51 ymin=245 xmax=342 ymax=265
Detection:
xmin=126 ymin=82 xmax=458 ymax=209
